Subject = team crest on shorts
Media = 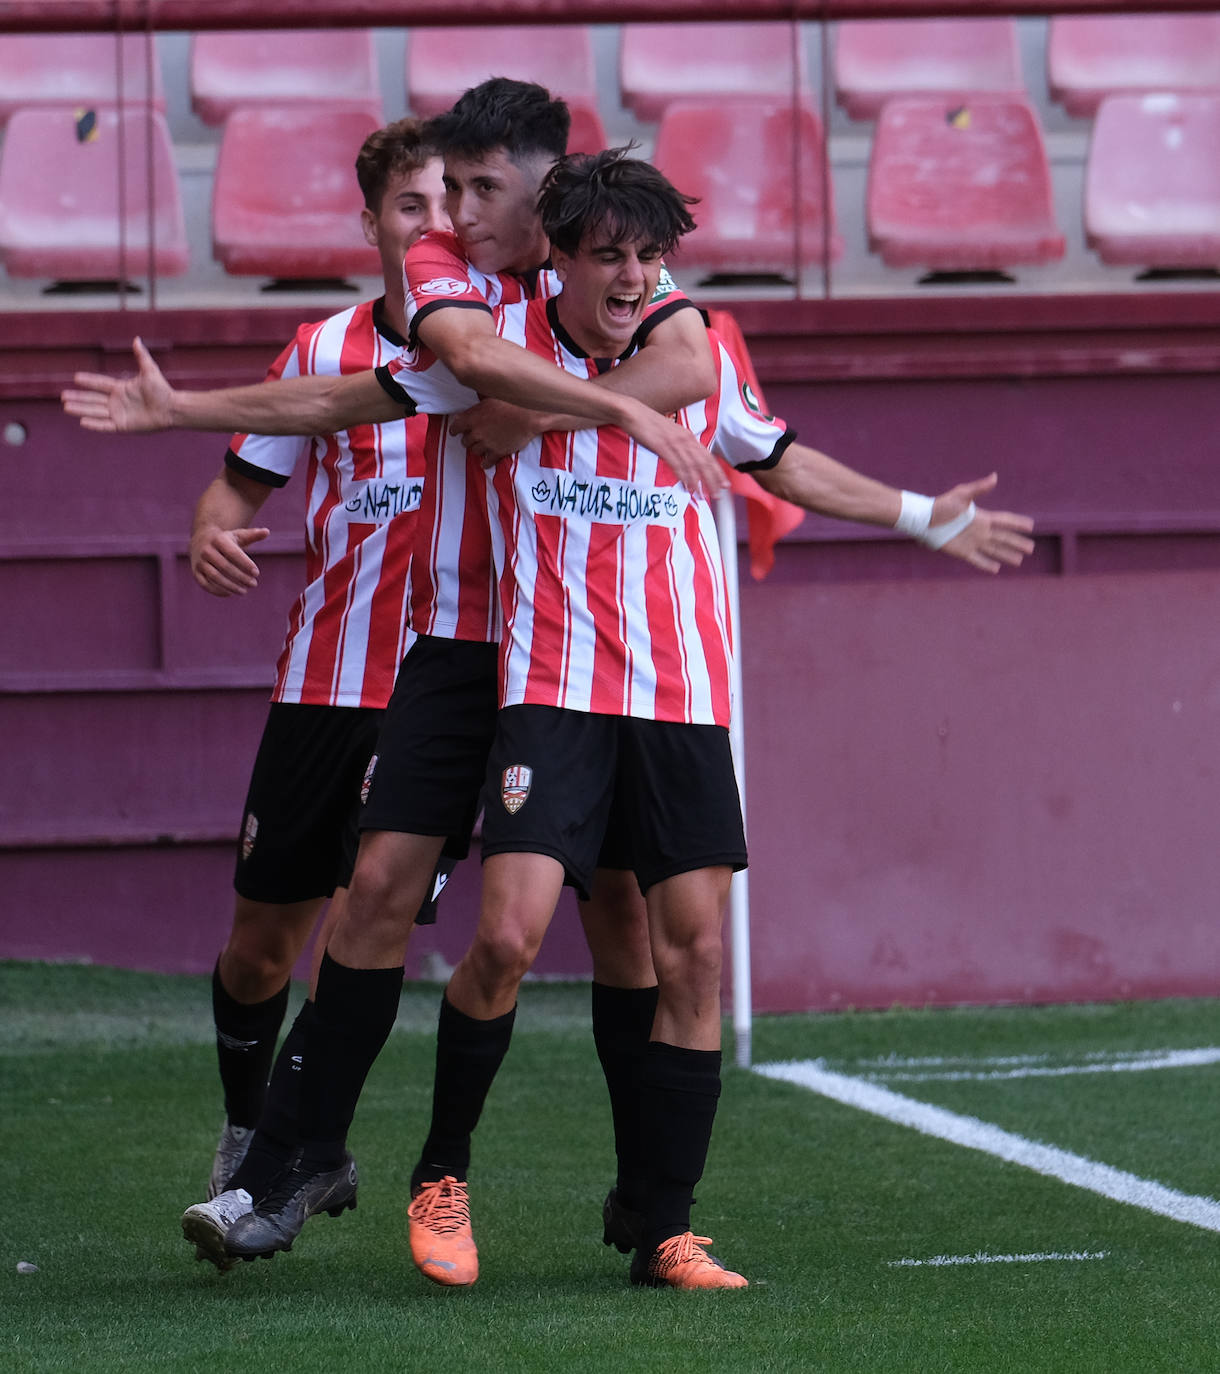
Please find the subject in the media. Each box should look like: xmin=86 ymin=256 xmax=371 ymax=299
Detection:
xmin=501 ymin=765 xmax=533 ymax=814
xmin=361 ymin=754 xmax=378 ymax=805
xmin=241 ymin=812 xmax=258 ymax=861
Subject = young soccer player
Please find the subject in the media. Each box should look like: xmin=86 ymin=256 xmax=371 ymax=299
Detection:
xmin=65 ymin=82 xmax=719 ymax=1267
xmin=61 ymin=108 xmax=1032 ymax=1282
xmin=176 ymin=119 xmax=453 ymax=1267
xmin=316 ymin=150 xmax=1036 ymax=1291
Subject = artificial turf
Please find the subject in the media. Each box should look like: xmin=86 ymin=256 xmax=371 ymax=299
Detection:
xmin=5 ymin=963 xmax=1219 ymax=1372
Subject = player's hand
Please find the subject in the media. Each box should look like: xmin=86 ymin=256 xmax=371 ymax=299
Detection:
xmin=189 ymin=524 xmax=270 ymax=597
xmin=622 ymin=402 xmax=726 ymax=497
xmin=930 ymin=473 xmax=1035 ymax=573
xmin=450 ymin=398 xmax=546 ymax=465
xmin=61 ymin=336 xmax=175 ymax=433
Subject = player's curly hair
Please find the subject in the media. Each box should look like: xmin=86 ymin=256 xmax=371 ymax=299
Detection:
xmin=538 ymin=147 xmax=698 ymax=258
xmin=424 ymin=77 xmax=570 ymax=164
xmin=355 ymin=117 xmax=437 ymax=211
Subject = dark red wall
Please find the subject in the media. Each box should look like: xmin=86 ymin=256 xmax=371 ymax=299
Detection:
xmin=5 ymin=366 xmax=1220 ymax=1009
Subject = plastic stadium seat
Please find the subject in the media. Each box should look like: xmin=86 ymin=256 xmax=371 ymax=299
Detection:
xmin=190 ymin=30 xmax=381 ymax=126
xmin=620 ymin=23 xmax=808 ymax=123
xmin=565 ymin=97 xmax=608 ymax=156
xmin=0 ymin=33 xmax=165 ymax=123
xmin=0 ymin=107 xmax=187 ymax=281
xmin=406 ymin=25 xmax=595 ymax=117
xmin=834 ymin=19 xmax=1023 ymax=121
xmin=1085 ymin=94 xmax=1220 ymax=268
xmin=1048 ymin=16 xmax=1220 ymax=119
xmin=651 ymin=98 xmax=840 ymax=280
xmin=212 ymin=107 xmax=382 ymax=279
xmin=867 ymin=96 xmax=1064 ymax=272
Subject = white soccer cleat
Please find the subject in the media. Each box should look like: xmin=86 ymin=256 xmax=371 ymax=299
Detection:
xmin=208 ymin=1120 xmax=253 ymax=1200
xmin=182 ymin=1188 xmax=254 ymax=1273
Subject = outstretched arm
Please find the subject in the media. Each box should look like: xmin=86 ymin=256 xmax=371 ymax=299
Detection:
xmin=190 ymin=466 xmax=274 ymax=597
xmin=418 ymin=308 xmax=723 ymax=493
xmin=62 ymin=337 xmax=404 ymax=436
xmin=450 ymin=307 xmax=716 ymax=461
xmin=754 ymin=443 xmax=1035 ymax=572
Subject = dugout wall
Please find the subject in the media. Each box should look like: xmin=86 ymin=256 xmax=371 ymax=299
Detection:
xmin=2 ymin=2 xmax=1219 ymax=1013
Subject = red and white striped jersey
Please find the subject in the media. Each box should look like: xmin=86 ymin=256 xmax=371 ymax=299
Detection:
xmin=381 ymin=230 xmax=695 ymax=644
xmin=372 ymin=231 xmax=567 ymax=644
xmin=403 ymin=229 xmax=563 ymax=339
xmin=226 ymin=298 xmax=426 ymax=709
xmin=390 ymin=296 xmax=792 ymax=727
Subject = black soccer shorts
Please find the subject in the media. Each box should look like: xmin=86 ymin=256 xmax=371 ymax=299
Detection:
xmin=235 ymin=702 xmax=382 ymax=905
xmin=359 ymin=633 xmax=500 ymax=859
xmin=479 ymin=703 xmax=748 ymax=899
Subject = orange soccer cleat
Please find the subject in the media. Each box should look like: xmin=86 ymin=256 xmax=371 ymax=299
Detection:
xmin=407 ymin=1175 xmax=479 ymax=1286
xmin=630 ymin=1232 xmax=748 ymax=1291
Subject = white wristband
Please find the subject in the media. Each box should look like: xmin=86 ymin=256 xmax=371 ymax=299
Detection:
xmin=921 ymin=501 xmax=977 ymax=550
xmin=894 ymin=490 xmax=934 ymax=537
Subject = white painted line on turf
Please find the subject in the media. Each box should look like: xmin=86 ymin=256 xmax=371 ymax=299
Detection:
xmin=754 ymin=1059 xmax=1220 ymax=1234
xmin=888 ymin=1250 xmax=1108 ymax=1268
xmin=863 ymin=1046 xmax=1220 ymax=1084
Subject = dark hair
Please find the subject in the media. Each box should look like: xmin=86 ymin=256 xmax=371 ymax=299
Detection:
xmin=538 ymin=147 xmax=698 ymax=257
xmin=355 ymin=117 xmax=437 ymax=211
xmin=424 ymin=77 xmax=570 ymax=164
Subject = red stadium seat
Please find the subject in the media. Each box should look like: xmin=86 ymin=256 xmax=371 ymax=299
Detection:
xmin=406 ymin=25 xmax=595 ymax=118
xmin=190 ymin=30 xmax=381 ymax=126
xmin=1048 ymin=16 xmax=1220 ymax=119
xmin=565 ymin=97 xmax=608 ymax=156
xmin=834 ymin=19 xmax=1024 ymax=121
xmin=1085 ymin=93 xmax=1220 ymax=269
xmin=211 ymin=106 xmax=382 ymax=279
xmin=866 ymin=96 xmax=1064 ymax=272
xmin=0 ymin=33 xmax=165 ymax=123
xmin=0 ymin=107 xmax=187 ymax=281
xmin=620 ymin=23 xmax=808 ymax=123
xmin=651 ymin=97 xmax=840 ymax=280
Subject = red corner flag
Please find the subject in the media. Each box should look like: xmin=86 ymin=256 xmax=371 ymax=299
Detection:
xmin=706 ymin=310 xmax=805 ymax=579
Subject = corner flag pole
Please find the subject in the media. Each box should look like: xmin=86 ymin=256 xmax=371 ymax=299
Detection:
xmin=715 ymin=487 xmax=753 ymax=1069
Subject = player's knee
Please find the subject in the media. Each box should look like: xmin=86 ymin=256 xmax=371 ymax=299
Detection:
xmin=220 ymin=936 xmax=294 ymax=997
xmin=346 ymin=854 xmax=425 ymax=934
xmin=467 ymin=924 xmax=540 ymax=993
xmin=653 ymin=926 xmax=723 ymax=993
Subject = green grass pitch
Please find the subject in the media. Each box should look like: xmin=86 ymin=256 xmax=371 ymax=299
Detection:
xmin=4 ymin=962 xmax=1220 ymax=1372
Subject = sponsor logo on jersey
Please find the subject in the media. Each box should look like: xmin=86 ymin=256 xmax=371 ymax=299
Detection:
xmin=418 ymin=277 xmax=469 ymax=298
xmin=501 ymin=765 xmax=533 ymax=814
xmin=241 ymin=812 xmax=258 ymax=861
xmin=361 ymin=755 xmax=378 ymax=805
xmin=650 ymin=266 xmax=679 ymax=301
xmin=525 ymin=473 xmax=686 ymax=526
xmin=344 ymin=479 xmax=425 ymax=522
xmin=741 ymin=381 xmax=775 ymax=422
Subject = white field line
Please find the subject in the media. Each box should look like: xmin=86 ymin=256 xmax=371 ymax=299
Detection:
xmin=888 ymin=1250 xmax=1108 ymax=1268
xmin=755 ymin=1059 xmax=1220 ymax=1233
xmin=862 ymin=1046 xmax=1220 ymax=1084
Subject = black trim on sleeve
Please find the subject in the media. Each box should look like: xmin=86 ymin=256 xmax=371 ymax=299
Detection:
xmin=407 ymin=296 xmax=494 ymax=349
xmin=633 ymin=295 xmax=701 ymax=347
xmin=371 ymin=296 xmax=407 ymax=348
xmin=373 ymin=366 xmax=419 ymax=415
xmin=224 ymin=447 xmax=291 ymax=489
xmin=733 ymin=427 xmax=798 ymax=474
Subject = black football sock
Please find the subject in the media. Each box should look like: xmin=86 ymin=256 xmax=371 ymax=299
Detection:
xmin=411 ymin=994 xmax=516 ymax=1191
xmin=212 ymin=960 xmax=290 ymax=1129
xmin=226 ymin=1001 xmax=314 ymax=1198
xmin=638 ymin=1041 xmax=722 ymax=1254
xmin=296 ymin=953 xmax=403 ymax=1173
xmin=591 ymin=982 xmax=658 ymax=1211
